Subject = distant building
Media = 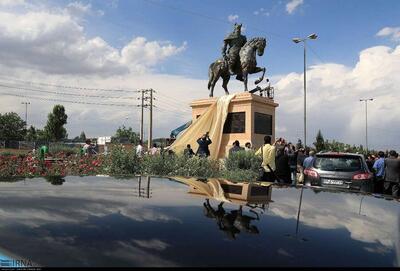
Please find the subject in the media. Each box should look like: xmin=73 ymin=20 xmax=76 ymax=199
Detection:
xmin=97 ymin=136 xmax=111 ymax=145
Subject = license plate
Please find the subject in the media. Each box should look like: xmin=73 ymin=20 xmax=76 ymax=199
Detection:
xmin=323 ymin=179 xmax=344 ymax=185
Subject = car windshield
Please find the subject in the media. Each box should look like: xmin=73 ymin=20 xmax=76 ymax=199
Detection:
xmin=314 ymin=155 xmax=363 ymax=172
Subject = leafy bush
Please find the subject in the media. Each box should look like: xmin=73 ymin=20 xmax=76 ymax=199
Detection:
xmin=0 ymin=144 xmax=262 ymax=182
xmin=49 ymin=144 xmax=80 ymax=155
xmin=140 ymin=153 xmax=176 ymax=176
xmin=105 ymin=145 xmax=140 ymax=175
xmin=224 ymin=150 xmax=261 ymax=171
xmin=140 ymin=154 xmax=220 ymax=178
xmin=173 ymin=155 xmax=220 ymax=178
xmin=220 ymin=169 xmax=259 ymax=182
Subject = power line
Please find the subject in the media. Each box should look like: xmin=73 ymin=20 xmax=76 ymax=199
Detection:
xmin=141 ymin=0 xmax=289 ymax=39
xmin=0 ymin=82 xmax=137 ymax=99
xmin=0 ymin=75 xmax=138 ymax=93
xmin=156 ymin=91 xmax=191 ymax=106
xmin=0 ymin=92 xmax=137 ymax=107
xmin=307 ymin=44 xmax=326 ymax=64
xmin=155 ymin=98 xmax=191 ymax=113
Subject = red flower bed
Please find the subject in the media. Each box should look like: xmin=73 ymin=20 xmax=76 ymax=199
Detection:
xmin=0 ymin=153 xmax=106 ymax=177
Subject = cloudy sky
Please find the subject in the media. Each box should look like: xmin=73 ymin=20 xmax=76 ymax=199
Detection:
xmin=0 ymin=0 xmax=399 ymax=150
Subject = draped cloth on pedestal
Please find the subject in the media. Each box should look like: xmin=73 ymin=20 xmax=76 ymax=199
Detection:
xmin=172 ymin=177 xmax=230 ymax=203
xmin=169 ymin=94 xmax=236 ymax=160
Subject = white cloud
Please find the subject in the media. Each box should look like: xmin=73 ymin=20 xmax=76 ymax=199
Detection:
xmin=227 ymin=14 xmax=239 ymax=23
xmin=254 ymin=7 xmax=270 ymax=16
xmin=121 ymin=38 xmax=187 ymax=72
xmin=65 ymin=1 xmax=105 ymax=18
xmin=274 ymin=44 xmax=400 ymax=150
xmin=376 ymin=26 xmax=400 ymax=42
xmin=0 ymin=9 xmax=186 ymax=76
xmin=286 ymin=0 xmax=303 ymax=14
xmin=108 ymin=0 xmax=119 ymax=9
xmin=0 ymin=2 xmax=400 ymax=151
xmin=0 ymin=0 xmax=25 ymax=6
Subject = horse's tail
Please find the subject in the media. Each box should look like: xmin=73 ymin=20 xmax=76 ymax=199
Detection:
xmin=207 ymin=63 xmax=215 ymax=90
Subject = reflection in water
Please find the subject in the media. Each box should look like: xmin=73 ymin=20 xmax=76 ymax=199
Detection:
xmin=44 ymin=176 xmax=65 ymax=185
xmin=359 ymin=196 xmax=366 ymax=216
xmin=203 ymin=200 xmax=261 ymax=239
xmin=134 ymin=176 xmax=152 ymax=198
xmin=0 ymin=176 xmax=398 ymax=267
xmin=174 ymin=177 xmax=272 ymax=239
xmin=285 ymin=186 xmax=308 ymax=242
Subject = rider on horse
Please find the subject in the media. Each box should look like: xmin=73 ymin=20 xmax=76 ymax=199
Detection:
xmin=221 ymin=23 xmax=247 ymax=80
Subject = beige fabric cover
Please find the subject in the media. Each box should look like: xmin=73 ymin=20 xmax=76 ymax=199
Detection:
xmin=172 ymin=177 xmax=230 ymax=203
xmin=169 ymin=94 xmax=236 ymax=160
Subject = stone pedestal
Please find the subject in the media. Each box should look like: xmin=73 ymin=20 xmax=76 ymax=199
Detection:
xmin=187 ymin=180 xmax=273 ymax=205
xmin=190 ymin=92 xmax=278 ymax=158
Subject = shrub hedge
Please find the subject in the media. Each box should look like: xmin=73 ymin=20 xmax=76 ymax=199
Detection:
xmin=0 ymin=147 xmax=262 ymax=182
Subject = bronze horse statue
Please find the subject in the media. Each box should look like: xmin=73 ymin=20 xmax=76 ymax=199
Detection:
xmin=207 ymin=37 xmax=267 ymax=97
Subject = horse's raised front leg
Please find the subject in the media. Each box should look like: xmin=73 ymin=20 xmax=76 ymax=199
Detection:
xmin=253 ymin=67 xmax=266 ymax=85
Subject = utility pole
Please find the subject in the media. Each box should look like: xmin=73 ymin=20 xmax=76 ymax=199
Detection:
xmin=148 ymin=89 xmax=153 ymax=149
xmin=140 ymin=90 xmax=144 ymax=142
xmin=146 ymin=89 xmax=155 ymax=150
xmin=21 ymin=101 xmax=30 ymax=128
xmin=359 ymin=98 xmax=373 ymax=153
xmin=139 ymin=89 xmax=155 ymax=149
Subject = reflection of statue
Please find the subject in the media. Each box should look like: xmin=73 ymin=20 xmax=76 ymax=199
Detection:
xmin=221 ymin=23 xmax=247 ymax=77
xmin=219 ymin=209 xmax=240 ymax=240
xmin=45 ymin=176 xmax=65 ymax=185
xmin=208 ymin=24 xmax=267 ymax=97
xmin=233 ymin=206 xmax=259 ymax=234
xmin=203 ymin=200 xmax=260 ymax=240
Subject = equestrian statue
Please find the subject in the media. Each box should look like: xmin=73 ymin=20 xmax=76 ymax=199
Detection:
xmin=207 ymin=23 xmax=267 ymax=97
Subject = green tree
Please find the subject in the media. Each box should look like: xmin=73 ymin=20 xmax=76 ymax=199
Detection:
xmin=313 ymin=130 xmax=325 ymax=152
xmin=43 ymin=105 xmax=68 ymax=141
xmin=36 ymin=129 xmax=49 ymax=141
xmin=0 ymin=112 xmax=26 ymax=140
xmin=25 ymin=125 xmax=37 ymax=141
xmin=111 ymin=125 xmax=140 ymax=144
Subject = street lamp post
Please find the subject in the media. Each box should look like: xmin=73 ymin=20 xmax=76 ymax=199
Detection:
xmin=292 ymin=33 xmax=318 ymax=148
xmin=359 ymin=98 xmax=373 ymax=153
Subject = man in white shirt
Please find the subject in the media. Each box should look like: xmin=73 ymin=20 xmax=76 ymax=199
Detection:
xmin=255 ymin=136 xmax=276 ymax=182
xmin=150 ymin=143 xmax=159 ymax=155
xmin=136 ymin=140 xmax=144 ymax=158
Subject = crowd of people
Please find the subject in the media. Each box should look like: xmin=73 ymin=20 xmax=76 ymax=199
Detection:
xmin=232 ymin=135 xmax=400 ymax=197
xmin=132 ymin=133 xmax=400 ymax=198
xmin=367 ymin=150 xmax=400 ymax=197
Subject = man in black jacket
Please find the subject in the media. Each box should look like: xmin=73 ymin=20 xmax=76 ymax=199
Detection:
xmin=196 ymin=132 xmax=212 ymax=157
xmin=384 ymin=150 xmax=400 ymax=197
xmin=275 ymin=146 xmax=291 ymax=184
